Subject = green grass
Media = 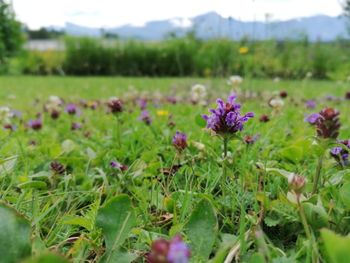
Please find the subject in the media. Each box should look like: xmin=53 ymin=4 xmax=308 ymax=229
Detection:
xmin=0 ymin=76 xmax=349 ymax=263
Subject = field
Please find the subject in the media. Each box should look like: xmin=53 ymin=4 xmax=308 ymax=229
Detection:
xmin=0 ymin=76 xmax=350 ymax=263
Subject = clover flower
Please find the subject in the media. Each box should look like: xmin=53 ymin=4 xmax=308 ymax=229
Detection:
xmin=305 ymin=107 xmax=340 ymax=139
xmin=138 ymin=98 xmax=148 ymax=110
xmin=107 ymin=97 xmax=123 ymax=113
xmin=147 ymin=235 xmax=190 ymax=263
xmin=269 ymin=98 xmax=284 ymax=111
xmin=139 ymin=110 xmax=152 ymax=125
xmin=190 ymin=84 xmax=207 ymax=105
xmin=172 ymin=131 xmax=187 ymax=152
xmin=227 ymin=75 xmax=243 ymax=88
xmin=330 ymin=140 xmax=350 ymax=166
xmin=0 ymin=106 xmax=12 ymax=124
xmin=202 ymin=94 xmax=254 ymax=137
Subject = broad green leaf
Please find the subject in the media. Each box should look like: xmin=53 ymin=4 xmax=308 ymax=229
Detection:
xmin=22 ymin=253 xmax=69 ymax=263
xmin=302 ymin=202 xmax=329 ymax=229
xmin=321 ymin=229 xmax=350 ymax=263
xmin=185 ymin=198 xmax=218 ymax=261
xmin=0 ymin=203 xmax=31 ymax=263
xmin=96 ymin=195 xmax=136 ymax=263
xmin=62 ymin=215 xmax=92 ymax=231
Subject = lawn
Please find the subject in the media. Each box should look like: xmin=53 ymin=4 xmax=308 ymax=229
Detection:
xmin=0 ymin=76 xmax=349 ymax=263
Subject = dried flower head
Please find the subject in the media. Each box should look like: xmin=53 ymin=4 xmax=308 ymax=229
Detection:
xmin=345 ymin=92 xmax=350 ymax=100
xmin=50 ymin=161 xmax=65 ymax=175
xmin=139 ymin=110 xmax=152 ymax=125
xmin=305 ymin=107 xmax=340 ymax=139
xmin=259 ymin=114 xmax=270 ymax=123
xmin=202 ymin=94 xmax=254 ymax=137
xmin=279 ymin=91 xmax=288 ymax=98
xmin=28 ymin=119 xmax=42 ymax=130
xmin=288 ymin=174 xmax=306 ymax=194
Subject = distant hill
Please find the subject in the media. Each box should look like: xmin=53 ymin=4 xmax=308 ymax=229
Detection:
xmin=56 ymin=12 xmax=350 ymax=41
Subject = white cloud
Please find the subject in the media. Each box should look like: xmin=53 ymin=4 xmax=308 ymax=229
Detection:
xmin=12 ymin=0 xmax=343 ymax=29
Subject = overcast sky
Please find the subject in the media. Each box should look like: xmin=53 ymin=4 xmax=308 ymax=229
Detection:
xmin=12 ymin=0 xmax=344 ymax=29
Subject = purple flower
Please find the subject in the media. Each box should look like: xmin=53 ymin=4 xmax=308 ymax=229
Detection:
xmin=330 ymin=140 xmax=350 ymax=166
xmin=138 ymin=98 xmax=148 ymax=110
xmin=139 ymin=110 xmax=152 ymax=125
xmin=107 ymin=98 xmax=123 ymax=113
xmin=172 ymin=131 xmax=187 ymax=151
xmin=345 ymin=92 xmax=350 ymax=100
xmin=66 ymin=104 xmax=78 ymax=115
xmin=28 ymin=119 xmax=42 ymax=130
xmin=167 ymin=236 xmax=191 ymax=263
xmin=202 ymin=94 xmax=254 ymax=136
xmin=71 ymin=122 xmax=82 ymax=130
xmin=110 ymin=161 xmax=128 ymax=171
xmin=305 ymin=107 xmax=340 ymax=139
xmin=305 ymin=100 xmax=316 ymax=109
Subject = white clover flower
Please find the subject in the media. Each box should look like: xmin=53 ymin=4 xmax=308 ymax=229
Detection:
xmin=269 ymin=98 xmax=284 ymax=110
xmin=0 ymin=106 xmax=12 ymax=123
xmin=227 ymin=75 xmax=243 ymax=87
xmin=191 ymin=84 xmax=207 ymax=105
xmin=192 ymin=141 xmax=205 ymax=151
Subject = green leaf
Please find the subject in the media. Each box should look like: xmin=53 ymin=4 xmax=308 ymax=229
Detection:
xmin=22 ymin=253 xmax=69 ymax=263
xmin=195 ymin=114 xmax=206 ymax=128
xmin=184 ymin=198 xmax=218 ymax=261
xmin=0 ymin=203 xmax=31 ymax=263
xmin=18 ymin=181 xmax=48 ymax=190
xmin=62 ymin=215 xmax=92 ymax=231
xmin=302 ymin=202 xmax=329 ymax=229
xmin=96 ymin=195 xmax=136 ymax=263
xmin=321 ymin=229 xmax=350 ymax=263
xmin=340 ymin=182 xmax=350 ymax=210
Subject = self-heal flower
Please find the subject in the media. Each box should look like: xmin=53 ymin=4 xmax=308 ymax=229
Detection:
xmin=66 ymin=103 xmax=78 ymax=115
xmin=139 ymin=110 xmax=152 ymax=125
xmin=172 ymin=131 xmax=187 ymax=151
xmin=28 ymin=119 xmax=42 ymax=130
xmin=305 ymin=100 xmax=316 ymax=109
xmin=345 ymin=92 xmax=350 ymax=100
xmin=305 ymin=107 xmax=340 ymax=139
xmin=202 ymin=95 xmax=254 ymax=136
xmin=107 ymin=97 xmax=123 ymax=113
xmin=330 ymin=140 xmax=350 ymax=166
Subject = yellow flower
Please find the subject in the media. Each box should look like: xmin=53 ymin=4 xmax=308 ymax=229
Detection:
xmin=156 ymin=110 xmax=169 ymax=117
xmin=239 ymin=46 xmax=249 ymax=54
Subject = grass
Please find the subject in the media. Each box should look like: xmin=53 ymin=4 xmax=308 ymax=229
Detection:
xmin=0 ymin=76 xmax=349 ymax=263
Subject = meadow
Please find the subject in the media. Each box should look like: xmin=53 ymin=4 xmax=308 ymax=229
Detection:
xmin=0 ymin=76 xmax=350 ymax=263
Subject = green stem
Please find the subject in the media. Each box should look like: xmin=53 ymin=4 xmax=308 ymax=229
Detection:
xmin=312 ymin=154 xmax=324 ymax=194
xmin=221 ymin=137 xmax=229 ymax=194
xmin=298 ymin=196 xmax=314 ymax=263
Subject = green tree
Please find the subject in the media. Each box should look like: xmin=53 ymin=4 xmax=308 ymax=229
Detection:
xmin=0 ymin=0 xmax=23 ymax=68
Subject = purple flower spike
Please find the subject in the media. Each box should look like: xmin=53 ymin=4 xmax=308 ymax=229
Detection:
xmin=202 ymin=95 xmax=254 ymax=136
xmin=139 ymin=110 xmax=152 ymax=125
xmin=172 ymin=131 xmax=187 ymax=151
xmin=138 ymin=98 xmax=148 ymax=110
xmin=110 ymin=161 xmax=128 ymax=171
xmin=305 ymin=107 xmax=340 ymax=139
xmin=330 ymin=140 xmax=350 ymax=166
xmin=28 ymin=119 xmax=42 ymax=130
xmin=66 ymin=103 xmax=78 ymax=115
xmin=305 ymin=113 xmax=322 ymax=124
xmin=305 ymin=100 xmax=316 ymax=109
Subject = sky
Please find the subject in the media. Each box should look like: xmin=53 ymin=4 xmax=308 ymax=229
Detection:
xmin=12 ymin=0 xmax=344 ymax=29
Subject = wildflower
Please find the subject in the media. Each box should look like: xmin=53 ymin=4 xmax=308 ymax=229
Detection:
xmin=190 ymin=84 xmax=207 ymax=105
xmin=269 ymin=98 xmax=284 ymax=110
xmin=288 ymin=174 xmax=306 ymax=195
xmin=28 ymin=119 xmax=42 ymax=130
xmin=239 ymin=46 xmax=249 ymax=54
xmin=110 ymin=161 xmax=128 ymax=171
xmin=227 ymin=75 xmax=243 ymax=88
xmin=166 ymin=96 xmax=177 ymax=105
xmin=279 ymin=91 xmax=288 ymax=98
xmin=345 ymin=92 xmax=350 ymax=100
xmin=66 ymin=104 xmax=78 ymax=115
xmin=71 ymin=122 xmax=82 ymax=130
xmin=50 ymin=109 xmax=60 ymax=119
xmin=138 ymin=98 xmax=148 ymax=110
xmin=330 ymin=140 xmax=350 ymax=166
xmin=139 ymin=110 xmax=152 ymax=125
xmin=305 ymin=100 xmax=316 ymax=109
xmin=157 ymin=110 xmax=169 ymax=117
xmin=259 ymin=114 xmax=270 ymax=123
xmin=244 ymin=135 xmax=259 ymax=145
xmin=107 ymin=97 xmax=123 ymax=113
xmin=202 ymin=94 xmax=254 ymax=137
xmin=3 ymin=124 xmax=16 ymax=131
xmin=172 ymin=131 xmax=187 ymax=152
xmin=147 ymin=235 xmax=190 ymax=263
xmin=50 ymin=161 xmax=65 ymax=175
xmin=305 ymin=107 xmax=340 ymax=139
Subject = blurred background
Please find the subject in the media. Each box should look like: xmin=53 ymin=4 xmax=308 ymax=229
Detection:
xmin=1 ymin=0 xmax=350 ymax=80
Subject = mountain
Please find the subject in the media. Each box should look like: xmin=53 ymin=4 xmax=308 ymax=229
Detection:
xmin=61 ymin=12 xmax=349 ymax=41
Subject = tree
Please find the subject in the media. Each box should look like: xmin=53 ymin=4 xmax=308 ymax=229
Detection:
xmin=344 ymin=0 xmax=350 ymax=17
xmin=0 ymin=0 xmax=23 ymax=67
